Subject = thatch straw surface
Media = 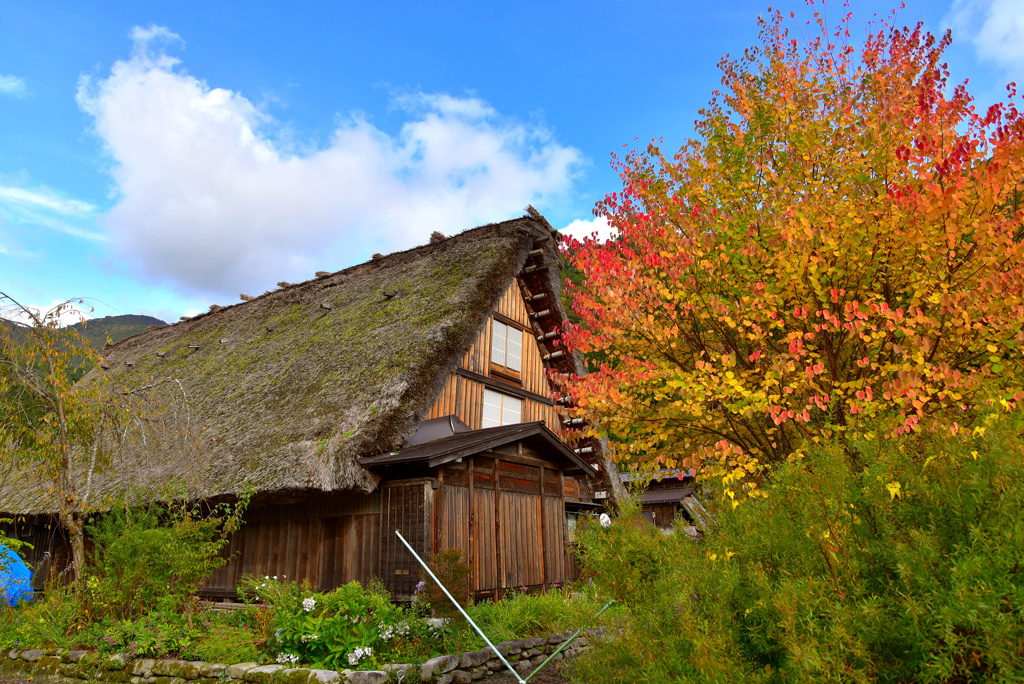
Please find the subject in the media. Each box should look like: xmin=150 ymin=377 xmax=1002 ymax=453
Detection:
xmin=1 ymin=216 xmax=557 ymax=513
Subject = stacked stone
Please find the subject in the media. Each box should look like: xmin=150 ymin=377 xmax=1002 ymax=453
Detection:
xmin=2 ymin=650 xmax=394 ymax=684
xmin=418 ymin=630 xmax=605 ymax=683
xmin=2 ymin=628 xmax=607 ymax=684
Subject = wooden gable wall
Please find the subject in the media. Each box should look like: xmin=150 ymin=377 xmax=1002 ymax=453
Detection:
xmin=426 ymin=279 xmax=562 ymax=434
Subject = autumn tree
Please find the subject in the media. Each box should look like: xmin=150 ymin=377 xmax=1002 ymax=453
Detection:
xmin=0 ymin=293 xmax=143 ymax=579
xmin=560 ymin=6 xmax=1024 ymax=492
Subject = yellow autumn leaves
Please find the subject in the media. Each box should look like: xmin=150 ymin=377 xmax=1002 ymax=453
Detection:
xmin=559 ymin=10 xmax=1024 ymax=504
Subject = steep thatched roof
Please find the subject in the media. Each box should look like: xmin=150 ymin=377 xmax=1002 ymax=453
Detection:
xmin=1 ymin=215 xmax=562 ymax=514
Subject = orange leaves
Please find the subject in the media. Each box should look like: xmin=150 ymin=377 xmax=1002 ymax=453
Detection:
xmin=560 ymin=5 xmax=1024 ymax=491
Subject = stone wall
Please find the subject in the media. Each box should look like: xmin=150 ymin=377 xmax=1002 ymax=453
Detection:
xmin=0 ymin=630 xmax=604 ymax=684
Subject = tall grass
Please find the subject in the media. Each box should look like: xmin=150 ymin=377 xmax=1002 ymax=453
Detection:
xmin=573 ymin=413 xmax=1024 ymax=683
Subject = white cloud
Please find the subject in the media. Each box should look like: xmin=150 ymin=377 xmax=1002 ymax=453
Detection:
xmin=0 ymin=184 xmax=105 ymax=241
xmin=129 ymin=24 xmax=184 ymax=52
xmin=0 ymin=186 xmax=96 ymax=217
xmin=945 ymin=0 xmax=1024 ymax=71
xmin=560 ymin=216 xmax=615 ymax=243
xmin=77 ymin=26 xmax=584 ymax=298
xmin=0 ymin=75 xmax=28 ymax=98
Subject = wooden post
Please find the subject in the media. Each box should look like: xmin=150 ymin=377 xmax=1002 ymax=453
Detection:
xmin=468 ymin=456 xmax=476 ymax=595
xmin=434 ymin=469 xmax=444 ymax=556
xmin=381 ymin=487 xmax=391 ymax=594
xmin=494 ymin=457 xmax=503 ymax=599
xmin=559 ymin=470 xmax=567 ymax=583
xmin=539 ymin=466 xmax=547 ymax=590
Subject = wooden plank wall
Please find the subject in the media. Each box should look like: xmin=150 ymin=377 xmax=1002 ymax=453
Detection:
xmin=494 ymin=278 xmax=531 ymax=324
xmin=439 ymin=485 xmax=469 ymax=555
xmin=203 ymin=492 xmax=382 ymax=595
xmin=542 ymin=496 xmax=569 ymax=584
xmin=499 ymin=491 xmax=543 ymax=587
xmin=435 ymin=452 xmax=576 ymax=596
xmin=426 ymin=280 xmax=562 ymax=434
xmin=320 ymin=515 xmax=381 ymax=587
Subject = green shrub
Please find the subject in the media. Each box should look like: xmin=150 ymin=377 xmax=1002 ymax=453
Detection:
xmin=189 ymin=623 xmax=261 ymax=663
xmin=98 ymin=612 xmax=199 ymax=658
xmin=573 ymin=413 xmax=1024 ymax=683
xmin=470 ymin=587 xmax=615 ymax=644
xmin=0 ymin=497 xmax=248 ymax=651
xmin=419 ymin=548 xmax=471 ymax=620
xmin=240 ymin=576 xmax=428 ymax=670
xmin=0 ymin=582 xmax=82 ymax=648
xmin=82 ymin=498 xmax=247 ymax=620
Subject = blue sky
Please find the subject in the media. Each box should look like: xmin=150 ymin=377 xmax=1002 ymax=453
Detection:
xmin=1 ymin=0 xmax=1022 ymax=324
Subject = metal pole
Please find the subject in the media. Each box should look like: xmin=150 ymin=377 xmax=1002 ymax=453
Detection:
xmin=394 ymin=530 xmax=526 ymax=684
xmin=522 ymin=600 xmax=615 ymax=683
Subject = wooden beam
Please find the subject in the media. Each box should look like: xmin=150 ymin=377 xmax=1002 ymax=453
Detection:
xmin=493 ymin=311 xmax=531 ymax=332
xmin=522 ymin=261 xmax=559 ymax=274
xmin=454 ymin=368 xmax=554 ymax=406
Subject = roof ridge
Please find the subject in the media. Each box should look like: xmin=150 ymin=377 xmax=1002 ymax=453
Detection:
xmin=109 ymin=213 xmax=551 ymax=351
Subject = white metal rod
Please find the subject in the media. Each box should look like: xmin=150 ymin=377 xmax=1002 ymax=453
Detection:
xmin=394 ymin=530 xmax=525 ymax=684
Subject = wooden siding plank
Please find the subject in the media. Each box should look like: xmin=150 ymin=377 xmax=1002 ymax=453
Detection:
xmin=429 ymin=278 xmax=567 ymax=431
xmin=472 ymin=487 xmax=495 ymax=591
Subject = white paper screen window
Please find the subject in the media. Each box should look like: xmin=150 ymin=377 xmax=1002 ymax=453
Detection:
xmin=490 ymin=321 xmax=506 ymax=366
xmin=482 ymin=389 xmax=523 ymax=428
xmin=490 ymin=321 xmax=522 ymax=373
xmin=505 ymin=325 xmax=522 ymax=372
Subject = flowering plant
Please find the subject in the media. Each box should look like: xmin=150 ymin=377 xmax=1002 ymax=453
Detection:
xmin=347 ymin=645 xmax=372 ymax=666
xmin=239 ymin=576 xmax=433 ymax=670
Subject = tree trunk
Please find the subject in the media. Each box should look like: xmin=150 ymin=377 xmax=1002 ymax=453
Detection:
xmin=59 ymin=511 xmax=85 ymax=583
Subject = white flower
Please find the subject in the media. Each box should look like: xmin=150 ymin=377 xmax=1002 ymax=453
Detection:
xmin=347 ymin=646 xmax=373 ymax=666
xmin=276 ymin=653 xmax=299 ymax=665
xmin=599 ymin=513 xmax=612 ymax=528
xmin=302 ymin=597 xmax=316 ymax=612
xmin=273 ymin=575 xmax=279 ymax=580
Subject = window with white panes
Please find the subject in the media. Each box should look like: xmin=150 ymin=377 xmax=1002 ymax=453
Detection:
xmin=490 ymin=320 xmax=522 ymax=377
xmin=482 ymin=388 xmax=523 ymax=428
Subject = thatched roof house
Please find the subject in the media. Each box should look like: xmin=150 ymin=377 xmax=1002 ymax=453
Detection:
xmin=2 ymin=210 xmax=620 ymax=598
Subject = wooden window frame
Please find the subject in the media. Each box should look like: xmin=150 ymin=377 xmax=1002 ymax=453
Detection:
xmin=482 ymin=388 xmax=523 ymax=428
xmin=489 ymin=319 xmax=523 ymax=383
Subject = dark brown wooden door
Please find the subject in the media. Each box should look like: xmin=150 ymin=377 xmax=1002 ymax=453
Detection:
xmin=380 ymin=481 xmax=430 ymax=597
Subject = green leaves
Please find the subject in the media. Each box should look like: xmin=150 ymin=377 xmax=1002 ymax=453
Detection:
xmin=573 ymin=413 xmax=1024 ymax=682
